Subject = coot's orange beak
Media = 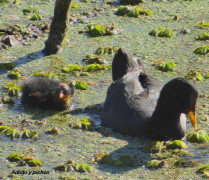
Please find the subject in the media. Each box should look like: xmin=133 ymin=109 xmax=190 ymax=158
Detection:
xmin=187 ymin=110 xmax=196 ymax=128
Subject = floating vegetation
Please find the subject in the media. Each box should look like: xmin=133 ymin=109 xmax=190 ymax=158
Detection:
xmin=22 ymin=6 xmax=39 ymax=15
xmin=0 ymin=125 xmax=38 ymax=139
xmin=23 ymin=6 xmax=42 ymax=21
xmin=62 ymin=64 xmax=82 ymax=73
xmin=186 ymin=130 xmax=209 ymax=143
xmin=0 ymin=96 xmax=14 ymax=104
xmin=93 ymin=153 xmax=138 ymax=167
xmin=31 ymin=71 xmax=58 ymax=79
xmin=29 ymin=13 xmax=42 ymax=21
xmin=116 ymin=6 xmax=153 ymax=18
xmin=144 ymin=141 xmax=165 ymax=153
xmin=3 ymin=82 xmax=21 ymax=96
xmin=196 ymin=165 xmax=209 ymax=178
xmin=196 ymin=21 xmax=209 ymax=28
xmin=145 ymin=160 xmax=164 ymax=169
xmin=95 ymin=47 xmax=118 ymax=55
xmin=46 ymin=127 xmax=59 ymax=134
xmin=184 ymin=70 xmax=204 ymax=82
xmin=24 ymin=157 xmax=42 ymax=167
xmin=20 ymin=129 xmax=39 ymax=139
xmin=83 ymin=64 xmax=106 ymax=72
xmin=174 ymin=158 xmax=198 ymax=168
xmin=149 ymin=27 xmax=172 ymax=38
xmin=7 ymin=153 xmax=42 ymax=167
xmin=7 ymin=69 xmax=21 ymax=79
xmin=86 ymin=24 xmax=120 ymax=37
xmin=74 ymin=80 xmax=88 ymax=90
xmin=196 ymin=32 xmax=209 ymax=40
xmin=71 ymin=3 xmax=81 ymax=9
xmin=119 ymin=0 xmax=144 ymax=5
xmin=82 ymin=54 xmax=105 ymax=64
xmin=54 ymin=160 xmax=92 ymax=173
xmin=193 ymin=45 xmax=209 ymax=55
xmin=156 ymin=61 xmax=176 ymax=72
xmin=69 ymin=118 xmax=93 ymax=130
xmin=7 ymin=153 xmax=23 ymax=162
xmin=166 ymin=140 xmax=187 ymax=149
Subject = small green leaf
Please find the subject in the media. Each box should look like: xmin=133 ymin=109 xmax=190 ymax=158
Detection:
xmin=7 ymin=153 xmax=23 ymax=162
xmin=75 ymin=163 xmax=92 ymax=173
xmin=166 ymin=140 xmax=187 ymax=149
xmin=25 ymin=159 xmax=42 ymax=167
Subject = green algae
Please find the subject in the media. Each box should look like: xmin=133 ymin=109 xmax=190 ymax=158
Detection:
xmin=0 ymin=0 xmax=209 ymax=179
xmin=7 ymin=69 xmax=21 ymax=79
xmin=69 ymin=118 xmax=94 ymax=130
xmin=95 ymin=47 xmax=118 ymax=55
xmin=156 ymin=61 xmax=176 ymax=72
xmin=196 ymin=32 xmax=209 ymax=40
xmin=3 ymin=82 xmax=21 ymax=96
xmin=116 ymin=6 xmax=153 ymax=18
xmin=186 ymin=130 xmax=209 ymax=143
xmin=167 ymin=140 xmax=187 ymax=149
xmin=145 ymin=160 xmax=164 ymax=169
xmin=54 ymin=160 xmax=92 ymax=173
xmin=82 ymin=54 xmax=104 ymax=64
xmin=196 ymin=165 xmax=209 ymax=178
xmin=184 ymin=70 xmax=204 ymax=82
xmin=86 ymin=24 xmax=120 ymax=37
xmin=149 ymin=27 xmax=172 ymax=38
xmin=193 ymin=45 xmax=209 ymax=55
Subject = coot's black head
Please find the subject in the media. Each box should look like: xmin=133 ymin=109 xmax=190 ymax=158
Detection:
xmin=159 ymin=77 xmax=198 ymax=127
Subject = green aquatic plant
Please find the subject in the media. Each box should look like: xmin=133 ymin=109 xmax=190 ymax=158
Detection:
xmin=83 ymin=64 xmax=106 ymax=72
xmin=119 ymin=0 xmax=144 ymax=5
xmin=46 ymin=127 xmax=59 ymax=134
xmin=1 ymin=96 xmax=14 ymax=104
xmin=75 ymin=80 xmax=88 ymax=90
xmin=116 ymin=6 xmax=153 ymax=17
xmin=7 ymin=69 xmax=21 ymax=79
xmin=31 ymin=71 xmax=58 ymax=79
xmin=144 ymin=141 xmax=166 ymax=153
xmin=69 ymin=118 xmax=92 ymax=130
xmin=87 ymin=24 xmax=119 ymax=37
xmin=166 ymin=140 xmax=187 ymax=149
xmin=196 ymin=32 xmax=209 ymax=40
xmin=186 ymin=130 xmax=209 ymax=143
xmin=196 ymin=165 xmax=209 ymax=178
xmin=196 ymin=21 xmax=209 ymax=28
xmin=3 ymin=82 xmax=21 ymax=96
xmin=184 ymin=70 xmax=204 ymax=82
xmin=24 ymin=158 xmax=42 ymax=167
xmin=20 ymin=129 xmax=39 ymax=139
xmin=95 ymin=47 xmax=118 ymax=55
xmin=23 ymin=6 xmax=39 ymax=15
xmin=71 ymin=3 xmax=81 ymax=9
xmin=149 ymin=27 xmax=172 ymax=38
xmin=193 ymin=45 xmax=209 ymax=55
xmin=82 ymin=54 xmax=104 ymax=64
xmin=157 ymin=61 xmax=176 ymax=72
xmin=7 ymin=153 xmax=23 ymax=162
xmin=29 ymin=13 xmax=42 ymax=21
xmin=145 ymin=160 xmax=164 ymax=169
xmin=87 ymin=24 xmax=106 ymax=37
xmin=54 ymin=160 xmax=92 ymax=173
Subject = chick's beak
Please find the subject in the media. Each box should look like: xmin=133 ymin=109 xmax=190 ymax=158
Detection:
xmin=187 ymin=110 xmax=196 ymax=128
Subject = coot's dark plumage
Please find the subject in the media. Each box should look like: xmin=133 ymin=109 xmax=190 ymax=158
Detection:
xmin=101 ymin=48 xmax=198 ymax=140
xmin=21 ymin=77 xmax=74 ymax=110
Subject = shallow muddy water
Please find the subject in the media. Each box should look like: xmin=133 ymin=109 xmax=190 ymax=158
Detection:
xmin=0 ymin=0 xmax=209 ymax=179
